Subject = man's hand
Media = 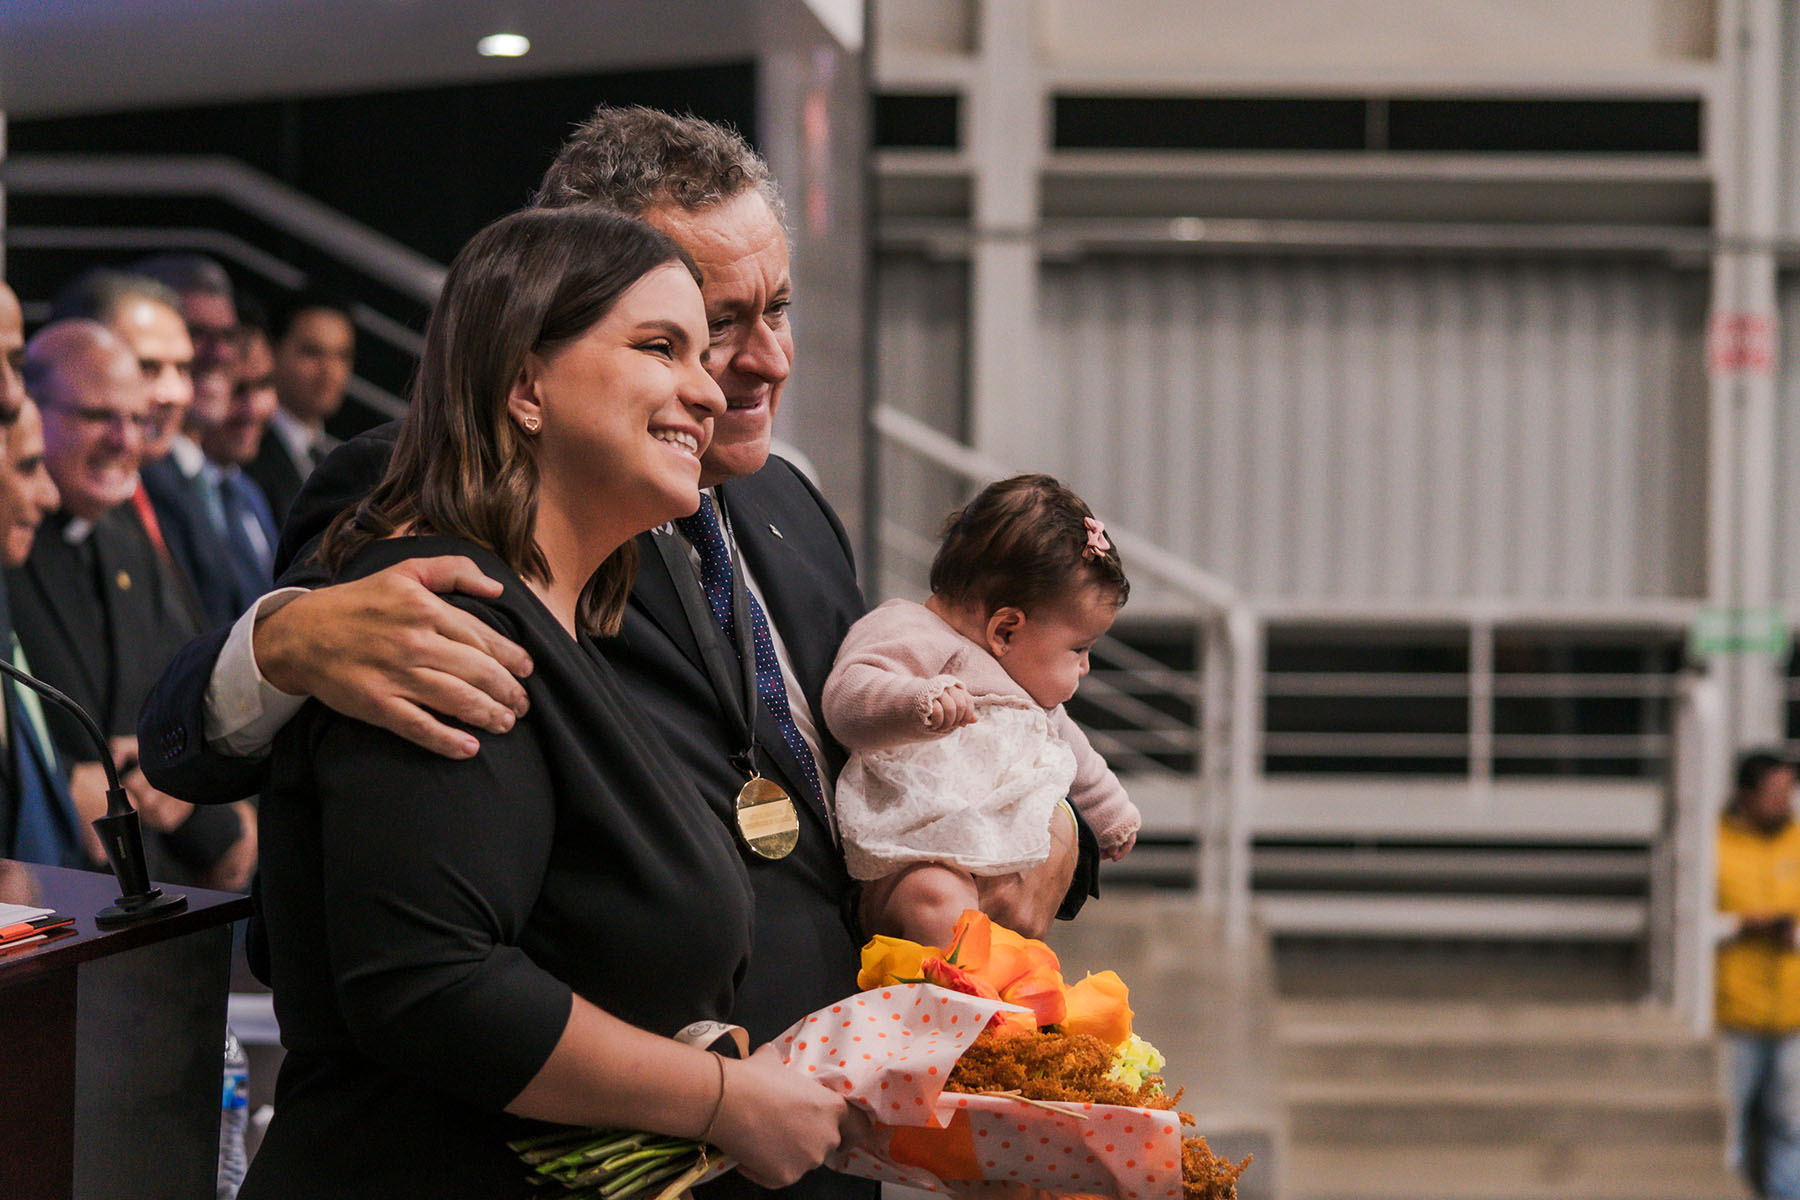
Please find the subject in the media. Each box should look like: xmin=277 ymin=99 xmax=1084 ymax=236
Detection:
xmin=114 ymin=735 xmax=196 ymax=832
xmin=975 ymin=806 xmax=1079 ymax=939
xmin=66 ymin=762 xmax=112 ymax=865
xmin=121 ymin=767 xmax=196 ymax=833
xmin=68 ymin=737 xmax=198 ymax=863
xmin=200 ymin=801 xmax=258 ymax=893
xmin=1740 ymin=913 xmax=1797 ymax=945
xmin=255 ymin=557 xmax=534 ymax=759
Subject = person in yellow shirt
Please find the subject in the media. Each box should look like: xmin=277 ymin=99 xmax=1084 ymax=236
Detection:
xmin=1718 ymin=749 xmax=1800 ymax=1199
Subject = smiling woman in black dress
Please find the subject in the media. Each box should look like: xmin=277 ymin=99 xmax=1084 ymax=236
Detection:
xmin=241 ymin=208 xmax=853 ymax=1198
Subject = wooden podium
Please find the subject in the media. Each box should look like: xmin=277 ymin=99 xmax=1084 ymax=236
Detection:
xmin=0 ymin=859 xmax=252 ymax=1200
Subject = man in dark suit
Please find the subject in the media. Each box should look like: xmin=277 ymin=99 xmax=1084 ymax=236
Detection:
xmin=47 ymin=269 xmax=208 ymax=627
xmin=249 ymin=292 xmax=354 ymax=524
xmin=133 ymin=255 xmax=280 ymax=628
xmin=138 ymin=107 xmax=1092 ymax=1200
xmin=15 ymin=319 xmax=254 ymax=890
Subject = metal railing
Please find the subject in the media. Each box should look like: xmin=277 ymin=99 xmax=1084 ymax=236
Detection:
xmin=870 ymin=404 xmax=1258 ymax=939
xmin=3 ymin=155 xmax=444 ymax=299
xmin=1252 ymin=605 xmax=1700 ymax=787
xmin=3 ymin=154 xmax=448 ymax=419
xmin=871 ymin=404 xmax=1730 ymax=992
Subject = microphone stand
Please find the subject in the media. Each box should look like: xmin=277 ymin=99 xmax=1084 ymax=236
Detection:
xmin=0 ymin=658 xmax=186 ymax=926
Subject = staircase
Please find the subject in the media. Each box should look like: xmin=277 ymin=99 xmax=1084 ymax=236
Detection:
xmin=1278 ymin=998 xmax=1748 ymax=1200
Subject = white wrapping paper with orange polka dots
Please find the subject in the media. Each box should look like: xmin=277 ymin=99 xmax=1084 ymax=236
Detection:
xmin=773 ymin=984 xmax=1185 ymax=1200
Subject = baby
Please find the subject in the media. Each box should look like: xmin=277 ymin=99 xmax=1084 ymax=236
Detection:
xmin=823 ymin=474 xmax=1140 ymax=945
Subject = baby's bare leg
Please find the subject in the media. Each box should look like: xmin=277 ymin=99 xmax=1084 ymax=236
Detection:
xmin=862 ymin=863 xmax=981 ymax=946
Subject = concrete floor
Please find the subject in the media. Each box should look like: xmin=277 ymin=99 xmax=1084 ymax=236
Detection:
xmin=1048 ymin=892 xmax=1283 ymax=1200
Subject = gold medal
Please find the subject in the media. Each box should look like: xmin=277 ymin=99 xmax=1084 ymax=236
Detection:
xmin=735 ymin=775 xmax=798 ymax=860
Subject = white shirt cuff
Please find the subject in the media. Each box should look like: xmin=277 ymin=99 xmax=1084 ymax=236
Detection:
xmin=204 ymin=588 xmax=312 ymax=756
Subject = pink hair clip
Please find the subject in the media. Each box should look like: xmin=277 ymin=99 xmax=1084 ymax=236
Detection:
xmin=1084 ymin=516 xmax=1111 ymax=559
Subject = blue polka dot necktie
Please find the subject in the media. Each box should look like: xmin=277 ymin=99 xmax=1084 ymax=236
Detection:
xmin=675 ymin=495 xmax=822 ymax=805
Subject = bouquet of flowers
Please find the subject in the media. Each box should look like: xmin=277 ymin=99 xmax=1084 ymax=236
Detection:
xmin=514 ymin=911 xmax=1249 ymax=1200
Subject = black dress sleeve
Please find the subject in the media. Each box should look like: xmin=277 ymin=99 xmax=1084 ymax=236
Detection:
xmin=287 ymin=675 xmax=573 ymax=1111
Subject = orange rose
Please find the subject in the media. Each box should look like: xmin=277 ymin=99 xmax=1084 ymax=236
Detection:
xmin=1060 ymin=970 xmax=1133 ymax=1048
xmin=946 ymin=911 xmax=1068 ymax=1028
xmin=945 ymin=910 xmax=993 ymax=970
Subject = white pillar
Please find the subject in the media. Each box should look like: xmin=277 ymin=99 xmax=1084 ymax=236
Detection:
xmin=967 ymin=0 xmax=1045 ymax=471
xmin=1708 ymin=0 xmax=1785 ymax=748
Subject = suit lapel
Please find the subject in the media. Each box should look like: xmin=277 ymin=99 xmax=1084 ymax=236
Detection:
xmin=91 ymin=517 xmax=143 ymax=729
xmin=21 ymin=534 xmax=105 ymax=710
xmin=627 ymin=529 xmax=708 ymax=677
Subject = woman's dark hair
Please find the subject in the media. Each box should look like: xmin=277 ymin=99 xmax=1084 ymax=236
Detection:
xmin=929 ymin=474 xmax=1129 ymax=617
xmin=318 ymin=206 xmax=699 ymax=636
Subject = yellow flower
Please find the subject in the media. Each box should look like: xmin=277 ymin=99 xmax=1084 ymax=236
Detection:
xmin=858 ymin=934 xmax=940 ymax=990
xmin=1060 ymin=970 xmax=1133 ymax=1048
xmin=1106 ymin=1032 xmax=1166 ymax=1090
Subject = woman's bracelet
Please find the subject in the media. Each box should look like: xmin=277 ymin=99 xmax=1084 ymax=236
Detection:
xmin=699 ymin=1051 xmax=727 ymax=1146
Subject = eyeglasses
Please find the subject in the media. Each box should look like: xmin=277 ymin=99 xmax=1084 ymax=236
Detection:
xmin=42 ymin=402 xmax=157 ymax=437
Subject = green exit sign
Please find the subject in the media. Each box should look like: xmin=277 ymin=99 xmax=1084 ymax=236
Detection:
xmin=1690 ymin=608 xmax=1792 ymax=659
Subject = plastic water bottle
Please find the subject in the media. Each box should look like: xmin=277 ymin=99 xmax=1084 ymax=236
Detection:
xmin=218 ymin=1028 xmax=250 ymax=1200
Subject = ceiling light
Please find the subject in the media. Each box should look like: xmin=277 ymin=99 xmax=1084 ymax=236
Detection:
xmin=477 ymin=33 xmax=531 ymax=57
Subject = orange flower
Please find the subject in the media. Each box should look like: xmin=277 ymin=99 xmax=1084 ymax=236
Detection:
xmin=944 ymin=910 xmax=993 ymax=970
xmin=921 ymin=956 xmax=1001 ymax=1000
xmin=946 ymin=911 xmax=1068 ymax=1028
xmin=1060 ymin=970 xmax=1133 ymax=1048
xmin=858 ymin=934 xmax=939 ymax=990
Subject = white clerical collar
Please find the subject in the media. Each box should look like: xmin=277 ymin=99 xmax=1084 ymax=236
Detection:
xmin=270 ymin=407 xmax=326 ymax=467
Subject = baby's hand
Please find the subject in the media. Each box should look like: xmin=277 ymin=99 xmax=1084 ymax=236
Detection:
xmin=1102 ymin=829 xmax=1138 ymax=861
xmin=925 ymin=682 xmax=977 ymax=732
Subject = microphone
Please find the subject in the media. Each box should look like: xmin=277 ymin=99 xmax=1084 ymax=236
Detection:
xmin=0 ymin=658 xmax=186 ymax=926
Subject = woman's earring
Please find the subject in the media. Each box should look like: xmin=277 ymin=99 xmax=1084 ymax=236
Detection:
xmin=521 ymin=416 xmax=541 ymax=435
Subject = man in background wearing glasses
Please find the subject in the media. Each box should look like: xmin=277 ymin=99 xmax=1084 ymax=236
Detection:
xmin=3 ymin=318 xmax=252 ymax=891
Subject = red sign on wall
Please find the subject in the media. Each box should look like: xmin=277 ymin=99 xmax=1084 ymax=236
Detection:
xmin=1708 ymin=311 xmax=1778 ymax=376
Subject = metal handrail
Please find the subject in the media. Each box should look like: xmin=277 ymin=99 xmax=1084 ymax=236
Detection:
xmin=3 ymin=154 xmax=445 ymax=302
xmin=871 ymin=407 xmax=1240 ymax=613
xmin=6 ymin=222 xmax=414 ymax=419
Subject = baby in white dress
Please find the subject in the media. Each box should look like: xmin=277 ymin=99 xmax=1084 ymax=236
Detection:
xmin=823 ymin=474 xmax=1140 ymax=945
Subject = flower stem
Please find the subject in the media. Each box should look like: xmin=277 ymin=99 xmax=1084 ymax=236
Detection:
xmin=646 ymin=1156 xmax=723 ymax=1200
xmin=602 ymin=1155 xmax=696 ymax=1199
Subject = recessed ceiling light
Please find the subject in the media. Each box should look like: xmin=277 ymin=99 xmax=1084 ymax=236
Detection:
xmin=477 ymin=33 xmax=530 ymax=57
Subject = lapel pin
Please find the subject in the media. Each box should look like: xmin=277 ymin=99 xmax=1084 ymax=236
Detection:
xmin=115 ymin=570 xmax=132 ymax=592
xmin=769 ymin=524 xmax=783 ymax=539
